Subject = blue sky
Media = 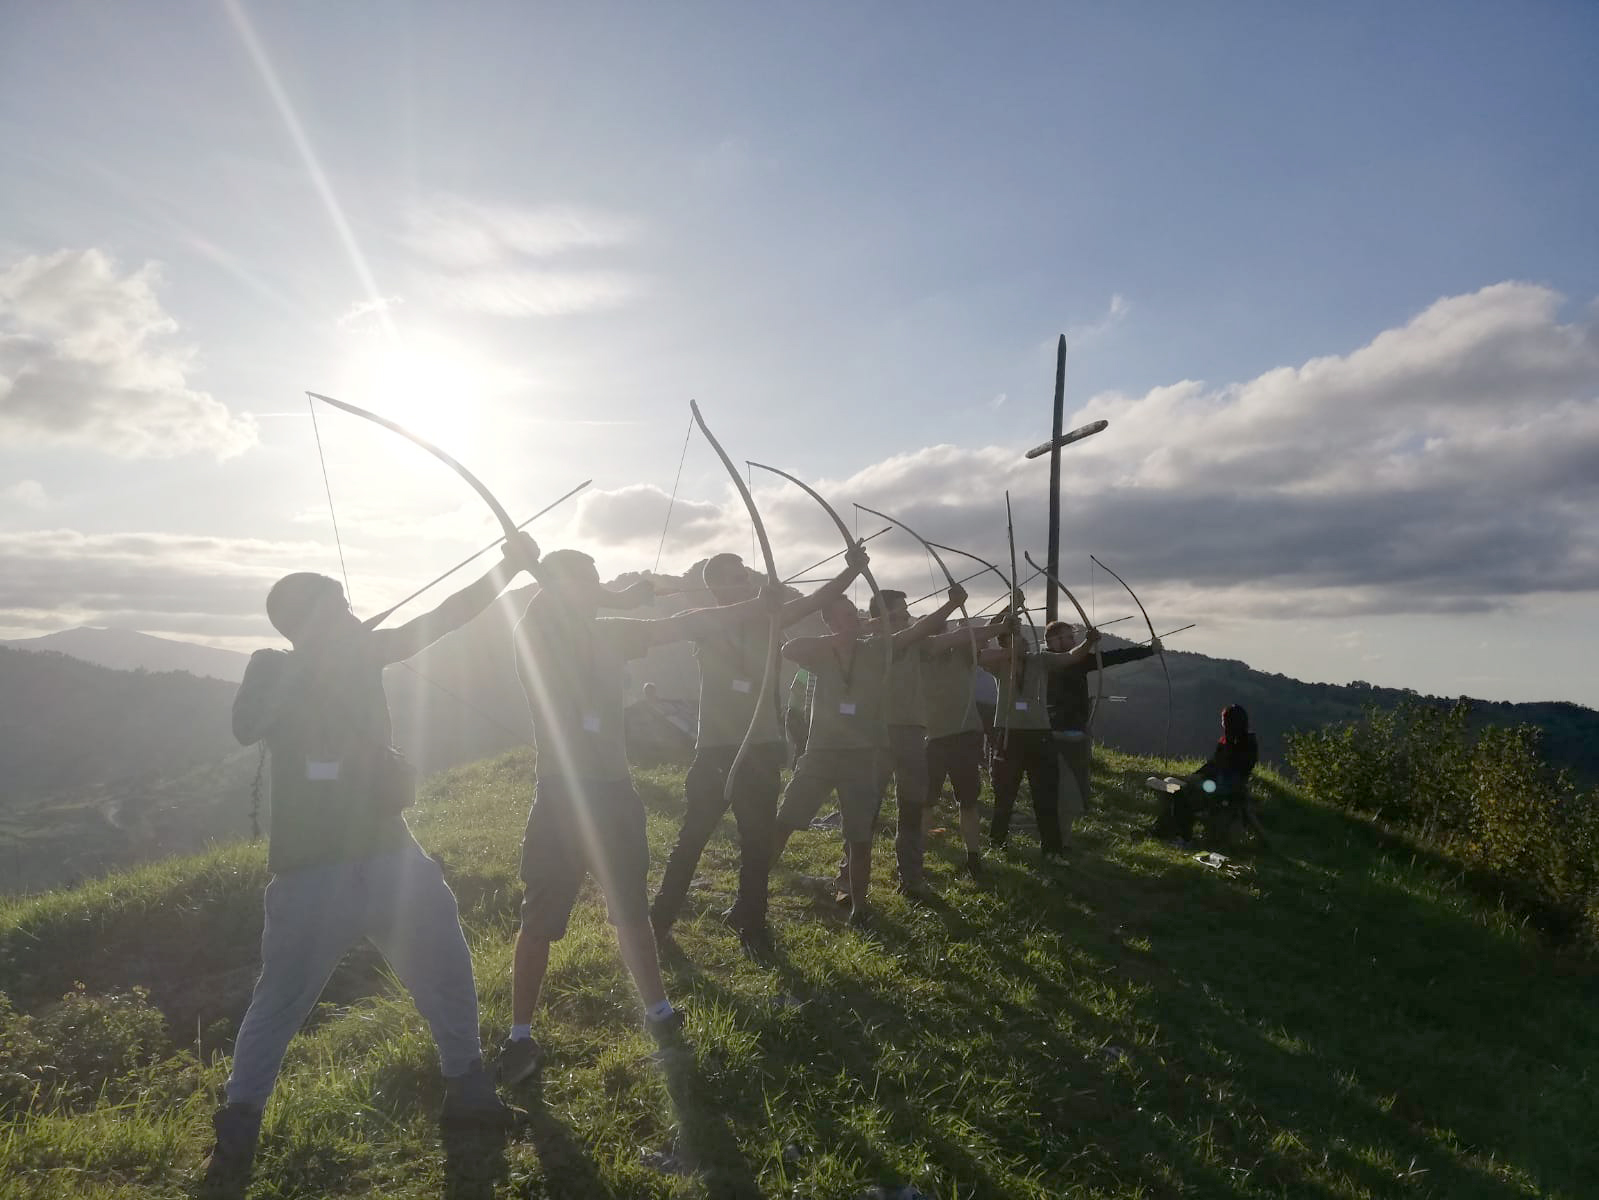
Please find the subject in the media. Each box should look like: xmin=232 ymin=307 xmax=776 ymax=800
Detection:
xmin=2 ymin=2 xmax=1597 ymax=706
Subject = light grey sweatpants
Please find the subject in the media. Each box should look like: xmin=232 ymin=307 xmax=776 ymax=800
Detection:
xmin=226 ymin=841 xmax=482 ymax=1107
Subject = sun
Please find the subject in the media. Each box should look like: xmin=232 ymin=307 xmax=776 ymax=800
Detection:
xmin=341 ymin=331 xmax=499 ymax=448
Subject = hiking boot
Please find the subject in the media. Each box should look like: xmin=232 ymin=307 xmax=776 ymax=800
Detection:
xmin=846 ymin=908 xmax=872 ymax=931
xmin=963 ymin=852 xmax=985 ymax=881
xmin=646 ymin=1008 xmax=687 ymax=1043
xmin=494 ymin=1036 xmax=545 ymax=1087
xmin=740 ymin=925 xmax=778 ymax=962
xmin=721 ymin=906 xmax=776 ymax=959
xmin=197 ymin=1102 xmax=262 ymax=1199
xmin=645 ymin=1008 xmax=692 ymax=1065
xmin=897 ymin=877 xmax=935 ymax=903
xmin=441 ymin=1059 xmax=517 ymax=1129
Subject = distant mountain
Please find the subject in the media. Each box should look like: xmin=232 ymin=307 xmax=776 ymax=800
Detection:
xmin=5 ymin=569 xmax=1595 ymax=897
xmin=1080 ymin=643 xmax=1599 ymax=786
xmin=1 ymin=627 xmax=250 ymax=682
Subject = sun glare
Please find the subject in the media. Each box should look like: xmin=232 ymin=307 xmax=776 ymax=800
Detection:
xmin=342 ymin=334 xmax=498 ymax=448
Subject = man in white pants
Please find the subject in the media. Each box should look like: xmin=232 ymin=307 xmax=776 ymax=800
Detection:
xmin=201 ymin=534 xmax=538 ymax=1196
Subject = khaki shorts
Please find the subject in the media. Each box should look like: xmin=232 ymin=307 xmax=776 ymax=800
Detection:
xmin=778 ymin=747 xmax=883 ymax=843
xmin=519 ymin=776 xmax=650 ymax=940
xmin=926 ymin=730 xmax=984 ymax=809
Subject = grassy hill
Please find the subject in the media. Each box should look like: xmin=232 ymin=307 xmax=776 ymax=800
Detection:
xmin=2 ymin=750 xmax=1596 ymax=1199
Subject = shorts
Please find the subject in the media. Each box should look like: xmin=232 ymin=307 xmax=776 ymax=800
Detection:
xmin=925 ymin=730 xmax=984 ymax=808
xmin=777 ymin=747 xmax=882 ymax=843
xmin=519 ymin=776 xmax=650 ymax=941
xmin=877 ymin=724 xmax=928 ymax=797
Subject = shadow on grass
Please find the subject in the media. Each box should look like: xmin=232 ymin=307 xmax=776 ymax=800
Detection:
xmin=660 ymin=753 xmax=1599 ymax=1197
xmin=440 ymin=1122 xmax=510 ymax=1200
xmin=1092 ymin=757 xmax=1598 ymax=1195
xmin=656 ymin=1043 xmax=764 ymax=1200
xmin=514 ymin=1081 xmax=619 ymax=1200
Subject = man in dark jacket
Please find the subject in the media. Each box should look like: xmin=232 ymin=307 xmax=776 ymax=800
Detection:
xmin=1044 ymin=621 xmax=1160 ymax=843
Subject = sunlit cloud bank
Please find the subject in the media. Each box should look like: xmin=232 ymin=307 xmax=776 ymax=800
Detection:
xmin=8 ymin=282 xmax=1596 ymax=646
xmin=0 ymin=530 xmax=347 ymax=642
xmin=580 ymin=283 xmax=1599 ymax=621
xmin=0 ymin=249 xmax=256 ymax=458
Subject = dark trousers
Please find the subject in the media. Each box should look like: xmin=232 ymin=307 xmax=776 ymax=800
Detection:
xmin=1155 ymin=780 xmax=1253 ymax=842
xmin=991 ymin=729 xmax=1063 ymax=854
xmin=1056 ymin=734 xmax=1092 ymax=815
xmin=652 ymin=741 xmax=783 ymax=931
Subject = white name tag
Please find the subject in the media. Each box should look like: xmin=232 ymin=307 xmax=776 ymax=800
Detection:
xmin=306 ymin=760 xmax=341 ymax=781
xmin=732 ymin=679 xmax=753 ymax=694
xmin=1014 ymin=701 xmax=1029 ymax=712
xmin=838 ymin=702 xmax=857 ymax=716
xmin=582 ymin=715 xmax=601 ymax=734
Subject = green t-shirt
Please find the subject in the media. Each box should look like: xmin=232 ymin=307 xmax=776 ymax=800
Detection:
xmin=242 ymin=638 xmax=413 ymax=874
xmin=694 ymin=618 xmax=782 ymax=749
xmin=802 ymin=633 xmax=892 ymax=752
xmin=996 ymin=651 xmax=1053 ymax=731
xmin=887 ymin=641 xmax=927 ymax=728
xmin=516 ymin=603 xmax=653 ymax=782
xmin=922 ymin=642 xmax=981 ymax=739
xmin=787 ymin=667 xmax=813 ymax=715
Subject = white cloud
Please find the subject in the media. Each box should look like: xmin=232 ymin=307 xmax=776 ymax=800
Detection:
xmin=3 ymin=480 xmax=48 ymax=509
xmin=0 ymin=249 xmax=256 ymax=458
xmin=337 ymin=294 xmax=403 ymax=329
xmin=401 ymin=197 xmax=646 ymax=319
xmin=404 ymin=197 xmax=638 ymax=268
xmin=1067 ymin=292 xmax=1131 ymax=346
xmin=575 ymin=485 xmax=735 ymax=555
xmin=431 ymin=268 xmax=645 ymax=318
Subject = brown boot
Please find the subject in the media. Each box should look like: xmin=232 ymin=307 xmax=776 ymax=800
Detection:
xmin=197 ymin=1103 xmax=262 ymax=1198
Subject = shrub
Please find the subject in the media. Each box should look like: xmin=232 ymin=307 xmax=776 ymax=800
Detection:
xmin=1287 ymin=700 xmax=1599 ymax=945
xmin=0 ymin=986 xmax=177 ymax=1117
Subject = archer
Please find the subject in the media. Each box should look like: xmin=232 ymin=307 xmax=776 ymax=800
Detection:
xmin=201 ymin=532 xmax=540 ymax=1196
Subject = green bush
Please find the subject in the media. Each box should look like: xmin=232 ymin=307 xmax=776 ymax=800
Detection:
xmin=0 ymin=986 xmax=181 ymax=1117
xmin=1288 ymin=700 xmax=1599 ymax=944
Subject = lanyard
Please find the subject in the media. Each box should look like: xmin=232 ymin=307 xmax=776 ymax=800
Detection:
xmin=831 ymin=639 xmax=861 ymax=693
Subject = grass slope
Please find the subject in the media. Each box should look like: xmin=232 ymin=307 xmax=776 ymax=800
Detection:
xmin=2 ymin=749 xmax=1596 ymax=1199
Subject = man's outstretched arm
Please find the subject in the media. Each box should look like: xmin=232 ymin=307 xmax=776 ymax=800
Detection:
xmin=374 ymin=532 xmax=538 ymax=664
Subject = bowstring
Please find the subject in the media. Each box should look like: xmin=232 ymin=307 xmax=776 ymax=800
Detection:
xmin=307 ymin=394 xmax=527 ymax=744
xmin=395 ymin=660 xmax=528 ymax=740
xmin=307 ymin=393 xmax=352 ymax=597
xmin=653 ymin=413 xmax=694 ymax=574
xmin=852 ymin=505 xmax=861 ymax=611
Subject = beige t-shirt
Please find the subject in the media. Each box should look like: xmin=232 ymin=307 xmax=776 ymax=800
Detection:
xmin=801 ymin=633 xmax=893 ymax=752
xmin=694 ymin=618 xmax=782 ymax=749
xmin=922 ymin=641 xmax=981 ymax=739
xmin=516 ymin=604 xmax=653 ymax=782
xmin=887 ymin=641 xmax=927 ymax=728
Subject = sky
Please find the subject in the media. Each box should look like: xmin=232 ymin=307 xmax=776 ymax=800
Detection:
xmin=2 ymin=1 xmax=1597 ymax=707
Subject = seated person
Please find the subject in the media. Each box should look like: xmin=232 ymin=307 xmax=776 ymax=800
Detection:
xmin=1150 ymin=704 xmax=1264 ymax=845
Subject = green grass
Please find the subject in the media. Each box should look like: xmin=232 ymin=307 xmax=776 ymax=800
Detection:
xmin=2 ymin=747 xmax=1596 ymax=1199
